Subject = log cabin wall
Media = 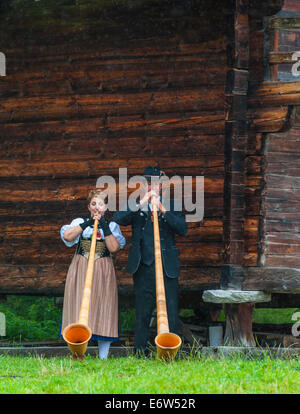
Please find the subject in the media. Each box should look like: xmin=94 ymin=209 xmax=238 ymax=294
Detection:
xmin=243 ymin=0 xmax=300 ymax=292
xmin=1 ymin=0 xmax=299 ymax=304
xmin=260 ymin=1 xmax=300 ymax=275
xmin=0 ymin=0 xmax=233 ymax=302
xmin=262 ymin=106 xmax=300 ymax=270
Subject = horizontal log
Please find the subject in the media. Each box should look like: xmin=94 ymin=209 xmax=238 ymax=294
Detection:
xmin=244 ymin=266 xmax=300 ymax=292
xmin=265 ymin=199 xmax=300 ymax=214
xmin=263 ymin=255 xmax=300 ymax=268
xmin=1 ymin=259 xmax=299 ymax=296
xmin=270 ymin=17 xmax=300 ymax=29
xmin=3 ymin=36 xmax=228 ymax=62
xmin=266 ymin=136 xmax=300 ymax=154
xmin=265 ymin=218 xmax=300 ymax=234
xmin=265 ymin=165 xmax=300 ymax=178
xmin=4 ymin=49 xmax=227 ymax=72
xmin=0 ymin=156 xmax=225 ymax=179
xmin=0 ymin=118 xmax=223 ymax=145
xmin=248 ymin=82 xmax=300 ymax=107
xmin=265 ymin=242 xmax=300 ymax=255
xmin=1 ymin=220 xmax=223 ymax=244
xmin=248 ymin=106 xmax=289 ymax=132
xmin=0 ymin=87 xmax=225 ymax=123
xmin=266 ymin=232 xmax=300 ymax=244
xmin=269 ymin=51 xmax=300 ymax=64
xmin=265 ymin=174 xmax=300 ymax=190
xmin=264 ymin=212 xmax=300 ymax=220
xmin=0 ymin=264 xmax=221 ymax=296
xmin=0 ymin=228 xmax=223 ymax=248
xmin=0 ymin=111 xmax=225 ymax=141
xmin=0 ymin=62 xmax=227 ymax=98
xmin=0 ymin=177 xmax=223 ymax=202
xmin=0 ymin=201 xmax=224 ymax=220
xmin=0 ymin=241 xmax=225 ymax=266
xmin=0 ymin=134 xmax=225 ymax=161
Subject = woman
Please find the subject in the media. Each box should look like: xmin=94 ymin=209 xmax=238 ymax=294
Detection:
xmin=60 ymin=189 xmax=125 ymax=360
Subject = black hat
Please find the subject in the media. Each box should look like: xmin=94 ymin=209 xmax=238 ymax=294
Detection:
xmin=143 ymin=165 xmax=166 ymax=181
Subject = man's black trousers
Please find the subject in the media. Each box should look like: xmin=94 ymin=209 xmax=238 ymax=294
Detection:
xmin=133 ymin=261 xmax=179 ymax=354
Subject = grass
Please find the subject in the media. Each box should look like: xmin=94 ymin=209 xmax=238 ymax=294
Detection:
xmin=0 ymin=352 xmax=300 ymax=394
xmin=1 ymin=297 xmax=299 ymax=394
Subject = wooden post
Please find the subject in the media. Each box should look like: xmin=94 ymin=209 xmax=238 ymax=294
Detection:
xmin=223 ymin=0 xmax=252 ymax=347
xmin=224 ymin=303 xmax=256 ymax=347
xmin=224 ymin=0 xmax=249 ymax=267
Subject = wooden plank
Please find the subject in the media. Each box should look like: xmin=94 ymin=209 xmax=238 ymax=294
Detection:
xmin=265 ymin=174 xmax=300 ymax=190
xmin=269 ymin=51 xmax=300 ymax=64
xmin=2 ymin=36 xmax=228 ymax=62
xmin=265 ymin=232 xmax=300 ymax=244
xmin=0 ymin=157 xmax=225 ymax=179
xmin=266 ymin=136 xmax=300 ymax=153
xmin=0 ymin=87 xmax=225 ymax=123
xmin=0 ymin=264 xmax=221 ymax=296
xmin=270 ymin=17 xmax=300 ymax=29
xmin=0 ymin=242 xmax=224 ymax=267
xmin=0 ymin=63 xmax=227 ymax=98
xmin=244 ymin=267 xmax=300 ymax=292
xmin=0 ymin=112 xmax=225 ymax=143
xmin=0 ymin=134 xmax=225 ymax=161
xmin=248 ymin=106 xmax=289 ymax=132
xmin=265 ymin=218 xmax=300 ymax=233
xmin=264 ymin=255 xmax=300 ymax=268
xmin=248 ymin=82 xmax=300 ymax=107
xmin=282 ymin=0 xmax=300 ymax=12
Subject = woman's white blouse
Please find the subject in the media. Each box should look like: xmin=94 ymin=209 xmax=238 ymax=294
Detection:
xmin=60 ymin=218 xmax=126 ymax=249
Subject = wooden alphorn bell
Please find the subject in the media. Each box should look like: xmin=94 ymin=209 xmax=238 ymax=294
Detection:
xmin=151 ymin=196 xmax=182 ymax=360
xmin=62 ymin=219 xmax=98 ymax=360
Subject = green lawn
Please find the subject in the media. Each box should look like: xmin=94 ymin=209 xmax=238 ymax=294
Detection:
xmin=0 ymin=353 xmax=300 ymax=394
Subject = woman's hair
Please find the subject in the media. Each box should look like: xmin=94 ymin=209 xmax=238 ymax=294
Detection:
xmin=87 ymin=189 xmax=108 ymax=205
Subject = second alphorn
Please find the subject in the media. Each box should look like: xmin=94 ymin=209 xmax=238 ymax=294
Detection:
xmin=151 ymin=196 xmax=182 ymax=360
xmin=62 ymin=219 xmax=99 ymax=360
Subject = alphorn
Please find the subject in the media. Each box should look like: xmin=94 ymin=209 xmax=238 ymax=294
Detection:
xmin=62 ymin=219 xmax=99 ymax=360
xmin=152 ymin=196 xmax=182 ymax=360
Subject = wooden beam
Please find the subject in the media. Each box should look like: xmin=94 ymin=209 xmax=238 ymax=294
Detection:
xmin=244 ymin=266 xmax=300 ymax=292
xmin=248 ymin=82 xmax=300 ymax=107
xmin=270 ymin=17 xmax=300 ymax=29
xmin=269 ymin=51 xmax=300 ymax=64
xmin=224 ymin=0 xmax=249 ymax=266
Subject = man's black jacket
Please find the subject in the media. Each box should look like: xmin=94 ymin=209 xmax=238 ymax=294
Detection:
xmin=113 ymin=200 xmax=188 ymax=278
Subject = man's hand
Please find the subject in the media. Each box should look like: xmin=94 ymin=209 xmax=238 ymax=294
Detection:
xmin=140 ymin=190 xmax=158 ymax=208
xmin=140 ymin=191 xmax=166 ymax=215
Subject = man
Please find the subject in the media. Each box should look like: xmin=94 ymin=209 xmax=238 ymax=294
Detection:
xmin=113 ymin=166 xmax=188 ymax=355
